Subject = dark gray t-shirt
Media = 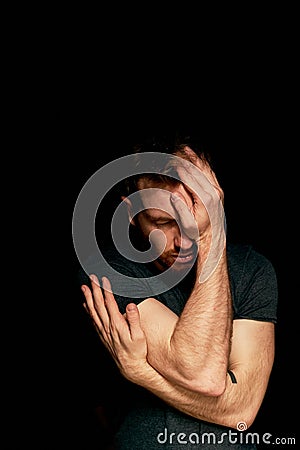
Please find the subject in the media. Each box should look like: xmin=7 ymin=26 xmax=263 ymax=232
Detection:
xmin=78 ymin=242 xmax=278 ymax=449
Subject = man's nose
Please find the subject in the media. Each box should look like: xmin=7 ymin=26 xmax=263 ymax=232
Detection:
xmin=175 ymin=231 xmax=194 ymax=250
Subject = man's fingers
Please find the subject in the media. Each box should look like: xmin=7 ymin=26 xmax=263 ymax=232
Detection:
xmin=81 ymin=281 xmax=107 ymax=331
xmin=180 ymin=146 xmax=219 ymax=188
xmin=102 ymin=277 xmax=124 ymax=320
xmin=101 ymin=278 xmax=146 ymax=347
xmin=89 ymin=274 xmax=110 ymax=323
xmin=101 ymin=276 xmax=131 ymax=340
xmin=171 ymin=194 xmax=199 ymax=241
xmin=177 ymin=157 xmax=224 ymax=204
xmin=84 ymin=276 xmax=145 ymax=351
xmin=180 ymin=147 xmax=209 ymax=171
xmin=177 ymin=165 xmax=212 ymax=202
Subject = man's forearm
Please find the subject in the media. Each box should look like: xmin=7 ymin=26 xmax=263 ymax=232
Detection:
xmin=146 ymin=245 xmax=233 ymax=395
xmin=126 ymin=359 xmax=251 ymax=430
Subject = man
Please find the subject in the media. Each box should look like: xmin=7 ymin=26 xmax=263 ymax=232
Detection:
xmin=76 ymin=132 xmax=278 ymax=449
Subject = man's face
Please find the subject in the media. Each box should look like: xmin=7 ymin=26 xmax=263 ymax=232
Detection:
xmin=130 ymin=178 xmax=198 ymax=273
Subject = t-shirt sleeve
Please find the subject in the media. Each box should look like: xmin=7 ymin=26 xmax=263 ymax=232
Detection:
xmin=232 ymin=247 xmax=278 ymax=323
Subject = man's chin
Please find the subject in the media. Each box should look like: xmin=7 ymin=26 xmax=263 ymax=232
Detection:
xmin=171 ymin=260 xmax=195 ymax=272
xmin=164 ymin=257 xmax=195 ymax=272
xmin=154 ymin=254 xmax=196 ymax=273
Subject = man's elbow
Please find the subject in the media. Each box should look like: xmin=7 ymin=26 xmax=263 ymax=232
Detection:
xmin=179 ymin=370 xmax=227 ymax=397
xmin=225 ymin=409 xmax=257 ymax=431
xmin=148 ymin=353 xmax=227 ymax=396
xmin=190 ymin=376 xmax=227 ymax=397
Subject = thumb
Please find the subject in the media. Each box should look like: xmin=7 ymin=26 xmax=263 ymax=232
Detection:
xmin=126 ymin=303 xmax=144 ymax=340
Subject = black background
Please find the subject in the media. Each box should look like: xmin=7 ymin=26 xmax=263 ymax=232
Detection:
xmin=5 ymin=15 xmax=296 ymax=448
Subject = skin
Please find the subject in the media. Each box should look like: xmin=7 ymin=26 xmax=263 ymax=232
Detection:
xmin=81 ymin=147 xmax=275 ymax=430
xmin=127 ymin=183 xmax=198 ymax=272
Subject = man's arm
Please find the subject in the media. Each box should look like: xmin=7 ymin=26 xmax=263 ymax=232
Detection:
xmin=136 ymin=298 xmax=275 ymax=429
xmin=144 ymin=246 xmax=232 ymax=396
xmin=140 ymin=154 xmax=232 ymax=395
xmin=82 ymin=281 xmax=275 ymax=430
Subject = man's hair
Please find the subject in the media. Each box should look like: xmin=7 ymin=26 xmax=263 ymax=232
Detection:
xmin=119 ymin=130 xmax=212 ymax=197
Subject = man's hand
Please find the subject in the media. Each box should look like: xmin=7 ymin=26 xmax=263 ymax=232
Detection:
xmin=173 ymin=147 xmax=226 ymax=282
xmin=82 ymin=274 xmax=148 ymax=383
xmin=175 ymin=147 xmax=224 ymax=238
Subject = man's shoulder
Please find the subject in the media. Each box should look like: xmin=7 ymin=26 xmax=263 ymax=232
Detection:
xmin=227 ymin=241 xmax=277 ymax=292
xmin=227 ymin=242 xmax=278 ymax=322
xmin=88 ymin=241 xmax=151 ymax=275
xmin=227 ymin=241 xmax=274 ymax=271
xmin=227 ymin=241 xmax=254 ymax=259
xmin=77 ymin=241 xmax=160 ymax=302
